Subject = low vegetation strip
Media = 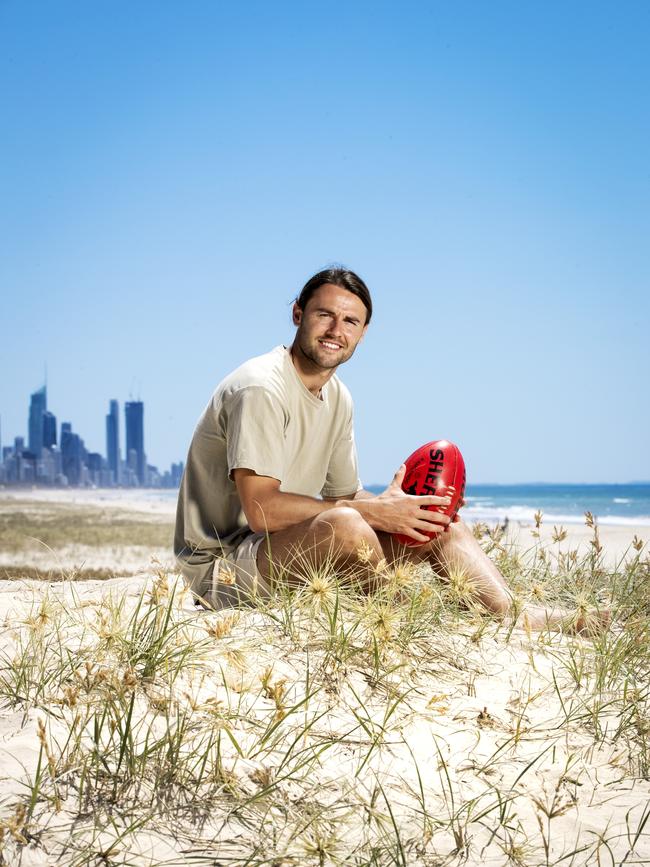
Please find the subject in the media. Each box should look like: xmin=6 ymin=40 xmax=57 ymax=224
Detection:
xmin=0 ymin=502 xmax=173 ymax=552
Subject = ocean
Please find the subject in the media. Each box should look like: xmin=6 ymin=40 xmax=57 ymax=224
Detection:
xmin=157 ymin=483 xmax=650 ymax=527
xmin=365 ymin=483 xmax=650 ymax=526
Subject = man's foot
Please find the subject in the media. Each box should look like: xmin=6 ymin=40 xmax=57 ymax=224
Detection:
xmin=519 ymin=604 xmax=612 ymax=634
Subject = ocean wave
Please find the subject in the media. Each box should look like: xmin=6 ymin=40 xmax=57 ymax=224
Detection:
xmin=613 ymin=498 xmax=631 ymax=504
xmin=461 ymin=504 xmax=650 ymax=527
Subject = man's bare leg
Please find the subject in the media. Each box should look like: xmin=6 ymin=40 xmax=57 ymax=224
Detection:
xmin=380 ymin=519 xmax=609 ymax=631
xmin=256 ymin=506 xmax=386 ymax=589
xmin=379 ymin=520 xmax=511 ymax=613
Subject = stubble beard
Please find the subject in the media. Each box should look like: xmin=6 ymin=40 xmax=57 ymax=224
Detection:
xmin=295 ymin=332 xmax=356 ymax=372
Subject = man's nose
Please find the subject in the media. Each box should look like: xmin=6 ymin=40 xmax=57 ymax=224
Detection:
xmin=325 ymin=316 xmax=344 ymax=335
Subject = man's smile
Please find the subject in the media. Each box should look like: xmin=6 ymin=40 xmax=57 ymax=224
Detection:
xmin=319 ymin=339 xmax=343 ymax=351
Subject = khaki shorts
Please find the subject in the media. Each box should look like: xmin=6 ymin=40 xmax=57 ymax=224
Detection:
xmin=206 ymin=531 xmax=272 ymax=610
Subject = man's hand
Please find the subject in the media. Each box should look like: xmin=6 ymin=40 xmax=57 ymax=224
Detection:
xmin=350 ymin=464 xmax=452 ymax=543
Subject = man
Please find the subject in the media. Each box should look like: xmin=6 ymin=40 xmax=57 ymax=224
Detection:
xmin=175 ymin=267 xmax=596 ymax=629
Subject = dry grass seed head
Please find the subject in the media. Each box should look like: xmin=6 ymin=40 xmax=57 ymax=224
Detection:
xmin=225 ymin=647 xmax=248 ymax=670
xmin=297 ymin=824 xmax=348 ymax=863
xmin=217 ymin=562 xmax=237 ymax=586
xmin=37 ymin=718 xmax=59 ymax=799
xmin=201 ymin=696 xmax=226 ymax=718
xmin=249 ymin=765 xmax=274 ymax=788
xmin=95 ymin=611 xmax=124 ymax=645
xmin=2 ymin=803 xmax=27 ymax=844
xmin=356 ymin=539 xmax=375 ymax=564
xmin=23 ymin=593 xmax=58 ymax=631
xmin=373 ymin=556 xmax=388 ymax=575
xmin=61 ymin=685 xmax=79 ymax=708
xmin=530 ymin=580 xmax=548 ymax=601
xmin=74 ymin=662 xmax=111 ymax=693
xmin=552 ymin=525 xmax=568 ymax=543
xmin=306 ymin=571 xmax=337 ymax=606
xmin=121 ymin=667 xmax=139 ymax=692
xmin=389 ymin=560 xmax=419 ymax=588
xmin=444 ymin=559 xmax=479 ymax=605
xmin=362 ymin=599 xmax=399 ymax=645
xmin=205 ymin=613 xmax=238 ymax=640
xmin=472 ymin=521 xmax=489 ymax=539
xmin=260 ymin=666 xmax=287 ymax=719
xmin=147 ymin=567 xmax=187 ymax=606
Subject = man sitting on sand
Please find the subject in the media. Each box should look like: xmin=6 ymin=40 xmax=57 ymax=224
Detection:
xmin=175 ymin=267 xmax=598 ymax=630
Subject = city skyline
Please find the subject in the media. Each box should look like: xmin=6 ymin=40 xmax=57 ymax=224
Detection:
xmin=0 ymin=385 xmax=183 ymax=488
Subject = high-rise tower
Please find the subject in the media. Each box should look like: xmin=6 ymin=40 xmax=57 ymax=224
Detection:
xmin=61 ymin=422 xmax=84 ymax=486
xmin=43 ymin=411 xmax=57 ymax=448
xmin=125 ymin=401 xmax=145 ymax=485
xmin=28 ymin=386 xmax=47 ymax=455
xmin=106 ymin=399 xmax=120 ymax=484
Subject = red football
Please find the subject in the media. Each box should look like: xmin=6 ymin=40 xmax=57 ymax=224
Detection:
xmin=393 ymin=440 xmax=466 ymax=547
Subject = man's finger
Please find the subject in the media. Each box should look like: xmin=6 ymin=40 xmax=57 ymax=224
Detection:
xmin=411 ymin=495 xmax=452 ymax=507
xmin=417 ymin=512 xmax=451 ymax=527
xmin=401 ymin=528 xmax=434 ymax=543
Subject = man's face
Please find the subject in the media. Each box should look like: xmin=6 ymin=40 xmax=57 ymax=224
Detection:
xmin=292 ymin=283 xmax=368 ymax=371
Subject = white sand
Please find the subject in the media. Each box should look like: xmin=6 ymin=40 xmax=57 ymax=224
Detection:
xmin=0 ymin=486 xmax=176 ymax=517
xmin=0 ymin=574 xmax=648 ymax=864
xmin=496 ymin=520 xmax=649 ymax=570
xmin=0 ymin=488 xmax=649 ymax=863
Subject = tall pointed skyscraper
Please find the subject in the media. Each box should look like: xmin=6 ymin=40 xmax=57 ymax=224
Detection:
xmin=106 ymin=399 xmax=120 ymax=484
xmin=28 ymin=385 xmax=47 ymax=455
xmin=125 ymin=401 xmax=145 ymax=485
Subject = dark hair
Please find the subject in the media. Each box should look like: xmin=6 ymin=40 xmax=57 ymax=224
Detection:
xmin=295 ymin=267 xmax=373 ymax=324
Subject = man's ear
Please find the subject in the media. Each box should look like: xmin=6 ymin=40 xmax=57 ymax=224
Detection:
xmin=292 ymin=303 xmax=302 ymax=326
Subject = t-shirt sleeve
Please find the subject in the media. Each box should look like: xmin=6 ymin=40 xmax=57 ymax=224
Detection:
xmin=321 ymin=413 xmax=363 ymax=498
xmin=225 ymin=386 xmax=286 ymax=482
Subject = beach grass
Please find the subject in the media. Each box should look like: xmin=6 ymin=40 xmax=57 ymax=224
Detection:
xmin=0 ymin=499 xmax=173 ymax=552
xmin=0 ymin=512 xmax=649 ymax=864
xmin=0 ymin=498 xmax=174 ymax=581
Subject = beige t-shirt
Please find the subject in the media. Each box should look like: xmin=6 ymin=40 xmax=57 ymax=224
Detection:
xmin=174 ymin=345 xmax=361 ymax=595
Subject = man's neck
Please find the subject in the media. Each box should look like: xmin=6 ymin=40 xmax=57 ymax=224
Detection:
xmin=289 ymin=342 xmax=335 ymax=397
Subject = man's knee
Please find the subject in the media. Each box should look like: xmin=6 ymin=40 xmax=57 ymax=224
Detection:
xmin=312 ymin=506 xmax=375 ymax=555
xmin=419 ymin=518 xmax=468 ymax=554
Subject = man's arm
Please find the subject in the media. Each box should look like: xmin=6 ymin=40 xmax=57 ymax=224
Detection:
xmin=328 ymin=488 xmax=375 ymax=501
xmin=233 ymin=466 xmax=451 ymax=543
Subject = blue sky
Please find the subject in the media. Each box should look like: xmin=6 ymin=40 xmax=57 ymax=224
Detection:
xmin=1 ymin=1 xmax=648 ymax=484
